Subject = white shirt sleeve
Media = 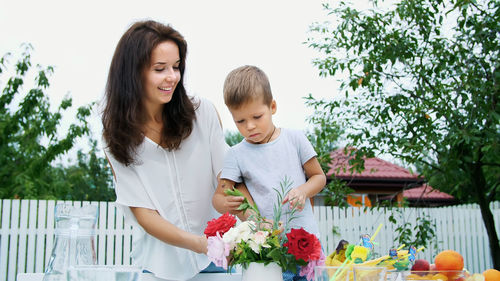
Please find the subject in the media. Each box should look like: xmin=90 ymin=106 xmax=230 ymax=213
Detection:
xmin=295 ymin=130 xmax=318 ymax=165
xmin=220 ymin=148 xmax=243 ymax=183
xmin=104 ymin=149 xmax=155 ymax=225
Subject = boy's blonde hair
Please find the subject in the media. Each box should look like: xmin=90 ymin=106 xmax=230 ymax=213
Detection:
xmin=223 ymin=65 xmax=273 ymax=108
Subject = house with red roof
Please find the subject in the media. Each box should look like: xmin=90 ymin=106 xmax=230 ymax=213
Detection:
xmin=402 ymin=184 xmax=455 ymax=207
xmin=315 ymin=148 xmax=455 ymax=207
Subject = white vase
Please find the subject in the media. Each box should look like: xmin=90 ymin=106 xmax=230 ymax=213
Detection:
xmin=241 ymin=262 xmax=283 ymax=281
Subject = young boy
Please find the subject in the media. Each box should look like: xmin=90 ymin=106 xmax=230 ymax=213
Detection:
xmin=212 ymin=65 xmax=326 ymax=279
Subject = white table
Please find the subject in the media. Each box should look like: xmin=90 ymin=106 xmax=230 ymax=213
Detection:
xmin=17 ymin=272 xmax=242 ymax=281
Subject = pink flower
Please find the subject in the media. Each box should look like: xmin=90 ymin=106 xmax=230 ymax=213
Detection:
xmin=248 ymin=231 xmax=270 ymax=253
xmin=207 ymin=233 xmax=231 ymax=270
xmin=299 ymin=251 xmax=326 ymax=281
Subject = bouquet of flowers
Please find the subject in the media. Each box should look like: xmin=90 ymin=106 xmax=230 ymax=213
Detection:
xmin=205 ymin=179 xmax=325 ymax=281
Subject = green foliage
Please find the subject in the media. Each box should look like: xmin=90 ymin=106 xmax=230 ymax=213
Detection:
xmin=305 ymin=118 xmax=343 ymax=173
xmin=306 ymin=118 xmax=354 ymax=208
xmin=320 ymin=177 xmax=354 ymax=208
xmin=0 ymin=45 xmax=114 ymax=200
xmin=51 ymin=140 xmax=115 ymax=201
xmin=271 ymin=177 xmax=300 ymax=233
xmin=223 ymin=178 xmax=308 ymax=273
xmin=306 ymin=0 xmax=500 ymax=267
xmin=224 ymin=130 xmax=244 ymax=146
xmin=382 ymin=201 xmax=437 ymax=250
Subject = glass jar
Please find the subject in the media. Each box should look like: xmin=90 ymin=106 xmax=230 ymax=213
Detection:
xmin=43 ymin=204 xmax=98 ymax=281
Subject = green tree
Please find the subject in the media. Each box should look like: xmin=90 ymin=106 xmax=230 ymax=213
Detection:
xmin=48 ymin=140 xmax=115 ymax=201
xmin=306 ymin=121 xmax=354 ymax=207
xmin=306 ymin=0 xmax=500 ymax=267
xmin=225 ymin=130 xmax=244 ymax=146
xmin=0 ymin=45 xmax=114 ymax=200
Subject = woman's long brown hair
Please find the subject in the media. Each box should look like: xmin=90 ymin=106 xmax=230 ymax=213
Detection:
xmin=102 ymin=20 xmax=195 ymax=166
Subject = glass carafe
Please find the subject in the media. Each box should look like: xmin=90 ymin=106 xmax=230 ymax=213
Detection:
xmin=43 ymin=204 xmax=98 ymax=281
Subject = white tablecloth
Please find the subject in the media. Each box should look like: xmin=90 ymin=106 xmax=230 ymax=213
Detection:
xmin=17 ymin=272 xmax=242 ymax=281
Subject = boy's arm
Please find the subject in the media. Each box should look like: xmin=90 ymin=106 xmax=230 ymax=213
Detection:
xmin=212 ymin=175 xmax=257 ymax=221
xmin=282 ymin=156 xmax=326 ymax=210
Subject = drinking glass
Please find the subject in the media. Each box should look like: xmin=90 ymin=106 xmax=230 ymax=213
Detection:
xmin=314 ymin=266 xmax=350 ymax=281
xmin=352 ymin=266 xmax=386 ymax=281
xmin=66 ymin=265 xmax=141 ymax=281
xmin=403 ymin=270 xmax=466 ymax=281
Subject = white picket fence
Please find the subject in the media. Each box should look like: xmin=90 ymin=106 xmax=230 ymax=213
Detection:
xmin=1 ymin=200 xmax=499 ymax=281
xmin=314 ymin=201 xmax=500 ymax=274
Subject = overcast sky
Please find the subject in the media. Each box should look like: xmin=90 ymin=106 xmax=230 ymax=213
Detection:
xmin=1 ymin=0 xmax=377 ymax=153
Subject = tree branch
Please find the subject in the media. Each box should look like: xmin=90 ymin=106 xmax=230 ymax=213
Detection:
xmin=391 ymin=152 xmax=444 ymax=173
xmin=486 ymin=182 xmax=499 ymax=203
xmin=469 ymin=1 xmax=488 ymax=15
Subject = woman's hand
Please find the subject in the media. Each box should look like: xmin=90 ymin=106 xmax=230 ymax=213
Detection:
xmin=193 ymin=235 xmax=208 ymax=254
xmin=282 ymin=187 xmax=307 ymax=211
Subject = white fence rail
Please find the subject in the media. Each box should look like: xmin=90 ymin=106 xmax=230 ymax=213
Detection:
xmin=1 ymin=200 xmax=499 ymax=281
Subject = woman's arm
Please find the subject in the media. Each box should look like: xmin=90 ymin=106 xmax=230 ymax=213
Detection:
xmin=212 ymin=176 xmax=257 ymax=221
xmin=130 ymin=207 xmax=207 ymax=254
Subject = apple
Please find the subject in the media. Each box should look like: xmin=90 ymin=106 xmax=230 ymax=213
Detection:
xmin=411 ymin=259 xmax=431 ymax=274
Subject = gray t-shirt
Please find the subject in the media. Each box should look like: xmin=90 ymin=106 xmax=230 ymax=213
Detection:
xmin=221 ymin=128 xmax=320 ymax=237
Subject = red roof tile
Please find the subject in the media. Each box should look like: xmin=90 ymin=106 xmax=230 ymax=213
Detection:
xmin=403 ymin=184 xmax=454 ymax=200
xmin=327 ymin=148 xmax=422 ymax=181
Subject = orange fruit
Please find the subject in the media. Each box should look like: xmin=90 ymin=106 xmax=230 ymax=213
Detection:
xmin=483 ymin=269 xmax=500 ymax=281
xmin=434 ymin=250 xmax=464 ymax=271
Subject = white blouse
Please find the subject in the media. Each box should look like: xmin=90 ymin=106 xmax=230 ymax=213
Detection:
xmin=105 ymin=97 xmax=228 ymax=281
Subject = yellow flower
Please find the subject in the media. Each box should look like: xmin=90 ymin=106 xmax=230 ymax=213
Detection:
xmin=351 ymin=245 xmax=369 ymax=263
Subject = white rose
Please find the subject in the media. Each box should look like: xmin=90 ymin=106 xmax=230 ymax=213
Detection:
xmin=248 ymin=240 xmax=260 ymax=254
xmin=237 ymin=221 xmax=255 ymax=242
xmin=222 ymin=227 xmax=239 ymax=247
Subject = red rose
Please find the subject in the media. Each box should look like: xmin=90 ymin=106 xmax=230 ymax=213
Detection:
xmin=204 ymin=212 xmax=237 ymax=237
xmin=283 ymin=228 xmax=322 ymax=262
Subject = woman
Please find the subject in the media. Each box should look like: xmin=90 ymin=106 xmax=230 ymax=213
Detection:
xmin=101 ymin=20 xmax=245 ymax=280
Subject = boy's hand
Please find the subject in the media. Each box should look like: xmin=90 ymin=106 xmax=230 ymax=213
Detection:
xmin=282 ymin=188 xmax=307 ymax=211
xmin=224 ymin=187 xmax=260 ymax=219
xmin=221 ymin=192 xmax=245 ymax=215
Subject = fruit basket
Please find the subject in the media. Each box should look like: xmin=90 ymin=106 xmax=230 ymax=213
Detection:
xmin=402 ymin=270 xmax=466 ymax=281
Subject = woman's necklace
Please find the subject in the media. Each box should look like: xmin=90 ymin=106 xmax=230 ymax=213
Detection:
xmin=265 ymin=126 xmax=276 ymax=143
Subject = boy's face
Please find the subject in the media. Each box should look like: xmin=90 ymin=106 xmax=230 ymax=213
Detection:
xmin=229 ymin=98 xmax=276 ymax=144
